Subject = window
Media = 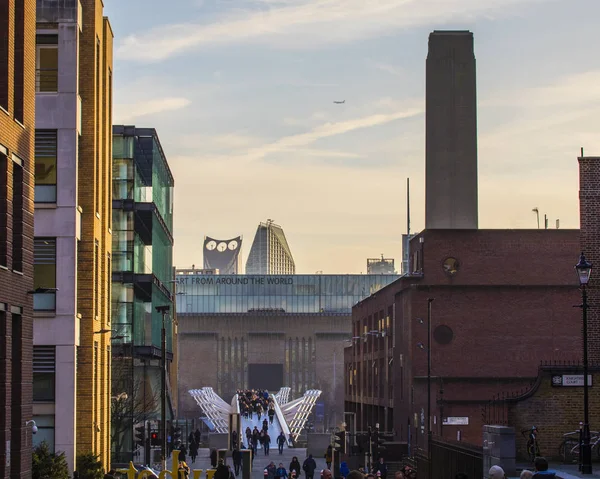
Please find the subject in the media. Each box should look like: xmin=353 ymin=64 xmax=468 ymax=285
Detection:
xmin=35 ymin=130 xmax=57 ymax=202
xmin=32 ymin=415 xmax=55 ymax=452
xmin=33 ymin=346 xmax=55 ymax=401
xmin=34 ymin=238 xmax=56 ymax=311
xmin=13 ymin=0 xmax=24 ymax=122
xmin=0 ymin=146 xmax=7 ymax=266
xmin=12 ymin=156 xmax=23 ymax=272
xmin=36 ymin=34 xmax=58 ymax=92
xmin=0 ymin=0 xmax=8 ymax=109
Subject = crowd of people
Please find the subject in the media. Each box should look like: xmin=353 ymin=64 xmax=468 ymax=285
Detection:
xmin=237 ymin=389 xmax=276 ymax=423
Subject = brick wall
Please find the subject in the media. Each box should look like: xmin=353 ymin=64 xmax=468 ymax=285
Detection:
xmin=508 ymin=367 xmax=600 ymax=461
xmin=578 ymin=156 xmax=600 ymax=363
xmin=75 ymin=0 xmax=113 ymax=470
xmin=0 ymin=0 xmax=36 ymax=477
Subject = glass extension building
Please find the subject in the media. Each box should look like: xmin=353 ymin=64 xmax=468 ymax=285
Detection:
xmin=111 ymin=126 xmax=176 ymax=464
xmin=175 ymin=273 xmax=399 ymax=314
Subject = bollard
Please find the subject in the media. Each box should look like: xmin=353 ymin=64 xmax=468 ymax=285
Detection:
xmin=206 ymin=469 xmax=217 ymax=479
xmin=191 ymin=470 xmax=204 ymax=479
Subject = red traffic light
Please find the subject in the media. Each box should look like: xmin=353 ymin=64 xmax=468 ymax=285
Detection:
xmin=151 ymin=433 xmax=158 ymax=439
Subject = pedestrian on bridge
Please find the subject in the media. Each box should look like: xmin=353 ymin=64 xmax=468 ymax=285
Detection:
xmin=263 ymin=432 xmax=272 ymax=456
xmin=276 ymin=463 xmax=289 ymax=479
xmin=232 ymin=448 xmax=242 ymax=476
xmin=277 ymin=432 xmax=287 ymax=455
xmin=269 ymin=407 xmax=275 ymax=425
xmin=289 ymin=456 xmax=301 ymax=478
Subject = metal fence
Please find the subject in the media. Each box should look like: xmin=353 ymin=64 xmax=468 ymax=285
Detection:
xmin=415 ymin=439 xmax=483 ymax=479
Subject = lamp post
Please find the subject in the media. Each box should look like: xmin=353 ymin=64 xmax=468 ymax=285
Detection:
xmin=156 ymin=305 xmax=170 ymax=471
xmin=575 ymin=253 xmax=592 ymax=474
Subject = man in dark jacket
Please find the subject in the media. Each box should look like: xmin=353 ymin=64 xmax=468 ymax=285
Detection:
xmin=215 ymin=460 xmax=230 ymax=479
xmin=374 ymin=457 xmax=387 ymax=479
xmin=532 ymin=457 xmax=556 ymax=479
xmin=277 ymin=432 xmax=287 ymax=454
xmin=302 ymin=455 xmax=317 ymax=479
xmin=232 ymin=448 xmax=242 ymax=476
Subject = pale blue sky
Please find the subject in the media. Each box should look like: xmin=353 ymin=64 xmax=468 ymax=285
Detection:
xmin=104 ymin=0 xmax=600 ymax=274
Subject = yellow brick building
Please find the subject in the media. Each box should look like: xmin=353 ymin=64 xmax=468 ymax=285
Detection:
xmin=34 ymin=0 xmax=113 ymax=472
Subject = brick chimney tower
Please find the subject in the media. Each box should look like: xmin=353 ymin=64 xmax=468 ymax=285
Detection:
xmin=579 ymin=153 xmax=600 ymax=362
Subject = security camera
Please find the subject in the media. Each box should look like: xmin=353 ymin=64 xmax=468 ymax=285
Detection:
xmin=26 ymin=420 xmax=38 ymax=434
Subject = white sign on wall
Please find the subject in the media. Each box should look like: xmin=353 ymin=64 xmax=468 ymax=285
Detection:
xmin=552 ymin=375 xmax=593 ymax=387
xmin=443 ymin=417 xmax=469 ymax=426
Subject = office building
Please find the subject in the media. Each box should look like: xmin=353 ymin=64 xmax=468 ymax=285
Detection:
xmin=203 ymin=236 xmax=242 ymax=274
xmin=246 ymin=220 xmax=295 ymax=274
xmin=33 ymin=0 xmax=113 ymax=471
xmin=111 ymin=126 xmax=176 ymax=466
xmin=426 ymin=31 xmax=478 ymax=229
xmin=0 ymin=0 xmax=36 ymax=477
xmin=175 ymin=272 xmax=399 ymax=429
xmin=366 ymin=256 xmax=395 ymax=274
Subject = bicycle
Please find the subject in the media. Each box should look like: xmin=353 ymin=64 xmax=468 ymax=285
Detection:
xmin=521 ymin=428 xmax=540 ymax=462
xmin=558 ymin=430 xmax=600 ymax=463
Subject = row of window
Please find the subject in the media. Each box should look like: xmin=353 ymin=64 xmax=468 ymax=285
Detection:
xmin=0 ymin=147 xmax=25 ymax=271
xmin=0 ymin=0 xmax=26 ymax=122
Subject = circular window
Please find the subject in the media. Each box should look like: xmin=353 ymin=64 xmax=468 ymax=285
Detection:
xmin=443 ymin=257 xmax=459 ymax=276
xmin=434 ymin=325 xmax=454 ymax=345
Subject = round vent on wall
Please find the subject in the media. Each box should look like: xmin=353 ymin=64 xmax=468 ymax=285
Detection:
xmin=433 ymin=325 xmax=454 ymax=345
xmin=442 ymin=257 xmax=459 ymax=276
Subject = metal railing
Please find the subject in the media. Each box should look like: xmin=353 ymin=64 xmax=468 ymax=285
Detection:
xmin=36 ymin=68 xmax=58 ymax=92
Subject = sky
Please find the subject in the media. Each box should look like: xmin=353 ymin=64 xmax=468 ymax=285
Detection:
xmin=104 ymin=0 xmax=600 ymax=274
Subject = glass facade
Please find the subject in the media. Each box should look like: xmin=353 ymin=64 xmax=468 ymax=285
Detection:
xmin=175 ymin=274 xmax=400 ymax=314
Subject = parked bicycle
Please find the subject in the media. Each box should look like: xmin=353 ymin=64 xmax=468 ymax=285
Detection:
xmin=558 ymin=430 xmax=600 ymax=463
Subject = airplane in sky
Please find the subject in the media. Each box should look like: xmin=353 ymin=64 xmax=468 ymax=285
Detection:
xmin=333 ymin=100 xmax=345 ymax=104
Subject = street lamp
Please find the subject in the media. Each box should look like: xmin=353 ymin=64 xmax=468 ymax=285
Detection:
xmin=156 ymin=305 xmax=170 ymax=471
xmin=576 ymin=252 xmax=593 ymax=474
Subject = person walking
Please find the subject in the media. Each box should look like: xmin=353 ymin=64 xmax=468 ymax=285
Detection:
xmin=215 ymin=460 xmax=230 ymax=479
xmin=232 ymin=448 xmax=242 ymax=477
xmin=276 ymin=463 xmax=289 ymax=479
xmin=324 ymin=446 xmax=332 ymax=470
xmin=264 ymin=432 xmax=272 ymax=456
xmin=189 ymin=440 xmax=198 ymax=464
xmin=210 ymin=449 xmax=218 ymax=468
xmin=289 ymin=456 xmax=301 ymax=478
xmin=269 ymin=407 xmax=275 ymax=425
xmin=303 ymin=455 xmax=317 ymax=479
xmin=374 ymin=457 xmax=387 ymax=479
xmin=246 ymin=427 xmax=252 ymax=446
xmin=277 ymin=431 xmax=287 ymax=455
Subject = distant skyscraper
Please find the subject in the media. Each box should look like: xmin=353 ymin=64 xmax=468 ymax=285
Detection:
xmin=246 ymin=220 xmax=295 ymax=274
xmin=426 ymin=30 xmax=478 ymax=229
xmin=203 ymin=236 xmax=243 ymax=274
xmin=367 ymin=256 xmax=395 ymax=274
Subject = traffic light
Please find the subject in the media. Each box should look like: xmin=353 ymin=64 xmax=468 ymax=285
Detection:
xmin=172 ymin=427 xmax=182 ymax=446
xmin=135 ymin=425 xmax=146 ymax=448
xmin=150 ymin=430 xmax=160 ymax=446
xmin=373 ymin=428 xmax=386 ymax=460
xmin=333 ymin=430 xmax=346 ymax=454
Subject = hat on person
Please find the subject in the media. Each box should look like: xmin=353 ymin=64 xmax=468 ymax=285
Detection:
xmin=489 ymin=466 xmax=505 ymax=479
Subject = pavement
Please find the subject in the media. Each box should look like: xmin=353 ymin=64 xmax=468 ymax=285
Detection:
xmin=513 ymin=462 xmax=600 ymax=479
xmin=185 ymin=447 xmax=328 ymax=479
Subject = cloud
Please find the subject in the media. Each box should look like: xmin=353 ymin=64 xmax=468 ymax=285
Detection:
xmin=116 ymin=0 xmax=544 ymax=62
xmin=242 ymin=107 xmax=423 ymax=162
xmin=372 ymin=62 xmax=406 ymax=78
xmin=114 ymin=97 xmax=191 ymax=123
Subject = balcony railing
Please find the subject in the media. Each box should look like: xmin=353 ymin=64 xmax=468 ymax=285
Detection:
xmin=33 ymin=292 xmax=56 ymax=311
xmin=36 ymin=68 xmax=58 ymax=92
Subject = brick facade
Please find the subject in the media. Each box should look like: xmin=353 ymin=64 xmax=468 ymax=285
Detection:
xmin=578 ymin=155 xmax=600 ymax=363
xmin=345 ymin=229 xmax=582 ymax=448
xmin=75 ymin=0 xmax=113 ymax=469
xmin=0 ymin=0 xmax=36 ymax=477
xmin=178 ymin=312 xmax=350 ymax=426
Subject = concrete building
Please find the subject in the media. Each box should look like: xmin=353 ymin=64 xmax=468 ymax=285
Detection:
xmin=33 ymin=0 xmax=113 ymax=471
xmin=426 ymin=31 xmax=478 ymax=229
xmin=111 ymin=125 xmax=176 ymax=466
xmin=203 ymin=236 xmax=242 ymax=274
xmin=246 ymin=220 xmax=295 ymax=274
xmin=175 ymin=272 xmax=399 ymax=429
xmin=0 ymin=0 xmax=36 ymax=477
xmin=345 ymin=229 xmax=581 ymax=445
